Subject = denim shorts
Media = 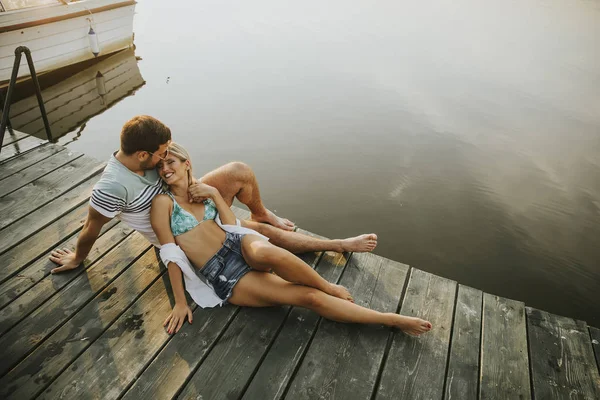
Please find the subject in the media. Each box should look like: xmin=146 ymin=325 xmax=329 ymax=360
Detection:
xmin=197 ymin=232 xmax=251 ymax=303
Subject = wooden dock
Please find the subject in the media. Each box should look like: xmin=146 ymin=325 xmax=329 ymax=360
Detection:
xmin=1 ymin=131 xmax=599 ymax=400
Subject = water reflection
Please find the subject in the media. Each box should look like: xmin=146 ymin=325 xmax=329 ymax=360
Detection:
xmin=8 ymin=48 xmax=144 ymax=142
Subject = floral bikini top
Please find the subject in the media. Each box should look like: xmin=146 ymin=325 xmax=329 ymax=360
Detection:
xmin=166 ymin=192 xmax=218 ymax=236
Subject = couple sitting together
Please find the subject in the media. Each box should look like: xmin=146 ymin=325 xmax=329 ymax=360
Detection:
xmin=50 ymin=115 xmax=432 ymax=336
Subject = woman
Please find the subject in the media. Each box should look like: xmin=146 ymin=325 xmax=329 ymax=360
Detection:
xmin=150 ymin=143 xmax=432 ymax=336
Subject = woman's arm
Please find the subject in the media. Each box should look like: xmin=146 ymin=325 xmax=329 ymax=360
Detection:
xmin=209 ymin=189 xmax=237 ymax=225
xmin=188 ymin=182 xmax=237 ymax=225
xmin=150 ymin=195 xmax=193 ymax=334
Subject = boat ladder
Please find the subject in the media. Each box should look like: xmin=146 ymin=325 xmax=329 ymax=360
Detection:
xmin=0 ymin=46 xmax=53 ymax=155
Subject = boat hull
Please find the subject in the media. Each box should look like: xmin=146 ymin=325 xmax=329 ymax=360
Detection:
xmin=0 ymin=0 xmax=136 ymax=86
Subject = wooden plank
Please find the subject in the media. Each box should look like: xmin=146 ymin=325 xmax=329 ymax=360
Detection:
xmin=241 ymin=251 xmax=348 ymax=400
xmin=0 ymin=248 xmax=163 ymax=400
xmin=0 ymin=155 xmax=104 ymax=229
xmin=527 ymin=308 xmax=600 ymax=399
xmin=0 ymin=173 xmax=98 ymax=255
xmin=0 ymin=149 xmax=83 ymax=197
xmin=444 ymin=285 xmax=483 ymax=400
xmin=122 ymin=226 xmax=326 ymax=400
xmin=480 ymin=294 xmax=531 ymax=400
xmin=284 ymin=253 xmax=409 ymax=400
xmin=0 ymin=202 xmax=89 ymax=284
xmin=178 ymin=307 xmax=288 ymax=400
xmin=0 ymin=143 xmax=65 ymax=181
xmin=121 ymin=304 xmax=240 ymax=400
xmin=38 ymin=262 xmax=175 ymax=400
xmin=0 ymin=217 xmax=121 ymax=309
xmin=0 ymin=223 xmax=133 ymax=336
xmin=1 ymin=129 xmax=28 ymax=147
xmin=176 ymin=251 xmax=327 ymax=400
xmin=34 ymin=206 xmax=252 ymax=399
xmin=0 ymin=232 xmax=151 ymax=377
xmin=591 ymin=327 xmax=600 ymax=375
xmin=0 ymin=135 xmax=46 ymax=164
xmin=375 ymin=268 xmax=457 ymax=400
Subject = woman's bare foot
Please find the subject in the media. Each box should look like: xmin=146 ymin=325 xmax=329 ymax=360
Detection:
xmin=326 ymin=283 xmax=354 ymax=302
xmin=392 ymin=315 xmax=432 ymax=336
xmin=340 ymin=234 xmax=378 ymax=252
xmin=250 ymin=209 xmax=295 ymax=231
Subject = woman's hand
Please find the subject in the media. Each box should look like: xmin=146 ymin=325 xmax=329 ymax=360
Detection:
xmin=188 ymin=181 xmax=218 ymax=203
xmin=164 ymin=303 xmax=193 ymax=334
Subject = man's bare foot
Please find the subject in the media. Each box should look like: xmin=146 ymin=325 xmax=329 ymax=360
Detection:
xmin=250 ymin=209 xmax=295 ymax=231
xmin=326 ymin=283 xmax=354 ymax=302
xmin=392 ymin=315 xmax=432 ymax=336
xmin=340 ymin=234 xmax=378 ymax=253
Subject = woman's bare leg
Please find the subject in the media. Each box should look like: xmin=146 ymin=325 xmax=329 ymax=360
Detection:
xmin=241 ymin=235 xmax=353 ymax=301
xmin=229 ymin=271 xmax=432 ymax=335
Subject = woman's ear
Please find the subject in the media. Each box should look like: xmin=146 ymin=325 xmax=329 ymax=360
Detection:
xmin=185 ymin=160 xmax=191 ymax=170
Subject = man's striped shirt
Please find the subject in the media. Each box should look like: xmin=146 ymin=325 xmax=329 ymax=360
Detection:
xmin=90 ymin=154 xmax=162 ymax=246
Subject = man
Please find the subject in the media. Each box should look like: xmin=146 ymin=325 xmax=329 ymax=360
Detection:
xmin=50 ymin=115 xmax=377 ymax=273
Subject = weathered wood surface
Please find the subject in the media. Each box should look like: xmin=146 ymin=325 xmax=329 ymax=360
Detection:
xmin=242 ymin=250 xmax=348 ymax=400
xmin=1 ymin=129 xmax=29 ymax=147
xmin=0 ymin=155 xmax=104 ymax=229
xmin=0 ymin=135 xmax=46 ymax=163
xmin=444 ymin=285 xmax=483 ymax=400
xmin=285 ymin=253 xmax=409 ymax=400
xmin=527 ymin=308 xmax=600 ymax=400
xmin=0 ymin=223 xmax=132 ymax=336
xmin=2 ymin=145 xmax=599 ymax=400
xmin=590 ymin=327 xmax=600 ymax=374
xmin=0 ymin=173 xmax=98 ymax=254
xmin=124 ymin=225 xmax=325 ymax=400
xmin=122 ymin=304 xmax=240 ymax=400
xmin=0 ymin=143 xmax=64 ymax=181
xmin=0 ymin=233 xmax=151 ymax=376
xmin=122 ymin=209 xmax=251 ymax=400
xmin=0 ymin=149 xmax=82 ymax=197
xmin=177 ymin=245 xmax=326 ymax=400
xmin=0 ymin=217 xmax=121 ymax=309
xmin=179 ymin=306 xmax=290 ymax=400
xmin=376 ymin=268 xmax=457 ymax=400
xmin=0 ymin=202 xmax=89 ymax=283
xmin=0 ymin=248 xmax=162 ymax=400
xmin=38 ymin=259 xmax=169 ymax=400
xmin=480 ymin=294 xmax=531 ymax=400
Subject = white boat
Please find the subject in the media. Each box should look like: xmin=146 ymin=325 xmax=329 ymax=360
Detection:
xmin=0 ymin=0 xmax=136 ymax=87
xmin=8 ymin=48 xmax=144 ymax=140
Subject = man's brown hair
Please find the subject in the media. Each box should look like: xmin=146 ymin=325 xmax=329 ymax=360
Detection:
xmin=120 ymin=115 xmax=172 ymax=155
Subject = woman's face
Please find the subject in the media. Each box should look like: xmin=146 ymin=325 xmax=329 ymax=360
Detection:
xmin=157 ymin=154 xmax=188 ymax=185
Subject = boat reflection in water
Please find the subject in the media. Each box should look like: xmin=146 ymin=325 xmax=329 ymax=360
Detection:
xmin=8 ymin=48 xmax=144 ymax=141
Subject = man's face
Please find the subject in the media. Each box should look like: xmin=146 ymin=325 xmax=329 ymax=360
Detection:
xmin=141 ymin=141 xmax=171 ymax=169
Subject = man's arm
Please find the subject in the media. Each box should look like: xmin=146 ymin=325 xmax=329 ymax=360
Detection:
xmin=49 ymin=205 xmax=111 ymax=274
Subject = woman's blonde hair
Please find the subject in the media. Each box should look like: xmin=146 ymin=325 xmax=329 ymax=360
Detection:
xmin=163 ymin=142 xmax=194 ymax=189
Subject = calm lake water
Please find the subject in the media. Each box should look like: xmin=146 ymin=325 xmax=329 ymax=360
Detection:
xmin=14 ymin=0 xmax=600 ymax=325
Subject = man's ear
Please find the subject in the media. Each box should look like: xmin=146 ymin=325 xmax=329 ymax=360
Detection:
xmin=136 ymin=151 xmax=149 ymax=163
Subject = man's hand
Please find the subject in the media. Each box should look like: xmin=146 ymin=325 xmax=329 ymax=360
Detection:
xmin=49 ymin=248 xmax=83 ymax=274
xmin=164 ymin=303 xmax=193 ymax=334
xmin=188 ymin=181 xmax=217 ymax=203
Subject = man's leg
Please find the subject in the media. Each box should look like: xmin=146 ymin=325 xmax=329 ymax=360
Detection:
xmin=199 ymin=162 xmax=377 ymax=253
xmin=199 ymin=162 xmax=294 ymax=231
xmin=241 ymin=220 xmax=377 ymax=254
